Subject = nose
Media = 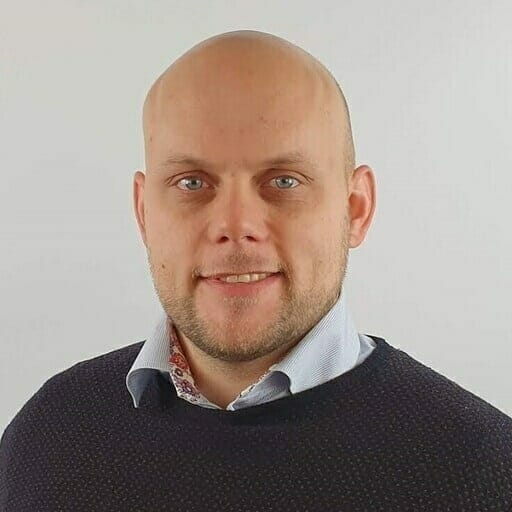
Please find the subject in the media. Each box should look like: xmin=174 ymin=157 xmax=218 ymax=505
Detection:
xmin=206 ymin=180 xmax=269 ymax=246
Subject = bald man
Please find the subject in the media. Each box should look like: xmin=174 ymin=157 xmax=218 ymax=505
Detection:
xmin=1 ymin=30 xmax=511 ymax=511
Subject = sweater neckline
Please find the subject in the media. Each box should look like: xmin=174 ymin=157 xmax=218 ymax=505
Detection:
xmin=161 ymin=335 xmax=396 ymax=423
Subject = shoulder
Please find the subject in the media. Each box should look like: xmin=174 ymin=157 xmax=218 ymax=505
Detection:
xmin=0 ymin=340 xmax=145 ymax=446
xmin=380 ymin=343 xmax=512 ymax=498
xmin=33 ymin=339 xmax=144 ymax=401
xmin=51 ymin=339 xmax=146 ymax=383
xmin=0 ymin=340 xmax=146 ymax=503
xmin=387 ymin=343 xmax=512 ymax=447
xmin=360 ymin=339 xmax=512 ymax=505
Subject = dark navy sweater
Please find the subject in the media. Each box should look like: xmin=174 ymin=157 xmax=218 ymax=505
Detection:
xmin=1 ymin=335 xmax=511 ymax=511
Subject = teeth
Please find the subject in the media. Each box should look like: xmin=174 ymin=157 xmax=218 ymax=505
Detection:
xmin=219 ymin=273 xmax=272 ymax=283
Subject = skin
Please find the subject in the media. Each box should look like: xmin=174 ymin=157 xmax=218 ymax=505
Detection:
xmin=134 ymin=30 xmax=376 ymax=409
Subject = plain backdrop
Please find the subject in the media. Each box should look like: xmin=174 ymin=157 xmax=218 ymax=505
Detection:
xmin=1 ymin=1 xmax=511 ymax=434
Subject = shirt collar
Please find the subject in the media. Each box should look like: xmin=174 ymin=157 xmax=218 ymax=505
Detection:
xmin=270 ymin=289 xmax=360 ymax=394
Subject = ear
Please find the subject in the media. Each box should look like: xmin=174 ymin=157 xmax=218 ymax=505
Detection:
xmin=133 ymin=171 xmax=148 ymax=248
xmin=347 ymin=165 xmax=377 ymax=248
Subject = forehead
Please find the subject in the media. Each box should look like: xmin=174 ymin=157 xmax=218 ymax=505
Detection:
xmin=155 ymin=150 xmax=320 ymax=179
xmin=147 ymin=81 xmax=338 ymax=171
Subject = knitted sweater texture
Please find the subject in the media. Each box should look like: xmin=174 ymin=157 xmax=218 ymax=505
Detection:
xmin=1 ymin=335 xmax=511 ymax=511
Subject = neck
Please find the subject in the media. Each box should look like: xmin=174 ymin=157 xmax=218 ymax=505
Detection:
xmin=175 ymin=329 xmax=296 ymax=409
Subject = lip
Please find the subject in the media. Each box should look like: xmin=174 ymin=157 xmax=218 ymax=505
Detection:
xmin=200 ymin=273 xmax=281 ymax=297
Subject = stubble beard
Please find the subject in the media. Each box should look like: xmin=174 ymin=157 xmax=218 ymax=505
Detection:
xmin=148 ymin=251 xmax=348 ymax=364
xmin=147 ymin=215 xmax=350 ymax=363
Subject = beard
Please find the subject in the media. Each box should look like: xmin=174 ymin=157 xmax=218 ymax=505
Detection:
xmin=147 ymin=220 xmax=350 ymax=364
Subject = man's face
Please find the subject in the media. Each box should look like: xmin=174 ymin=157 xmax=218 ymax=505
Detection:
xmin=135 ymin=52 xmax=352 ymax=363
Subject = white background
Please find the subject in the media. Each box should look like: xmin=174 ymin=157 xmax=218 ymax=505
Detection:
xmin=1 ymin=0 xmax=511 ymax=433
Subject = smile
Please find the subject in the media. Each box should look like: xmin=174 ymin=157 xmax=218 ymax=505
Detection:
xmin=200 ymin=273 xmax=282 ymax=297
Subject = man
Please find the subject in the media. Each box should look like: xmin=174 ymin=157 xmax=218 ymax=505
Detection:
xmin=1 ymin=29 xmax=511 ymax=511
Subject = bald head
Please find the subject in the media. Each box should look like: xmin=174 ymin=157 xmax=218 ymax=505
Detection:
xmin=142 ymin=30 xmax=355 ymax=181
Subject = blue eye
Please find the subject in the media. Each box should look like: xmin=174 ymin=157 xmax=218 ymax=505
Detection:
xmin=175 ymin=175 xmax=300 ymax=191
xmin=176 ymin=177 xmax=205 ymax=191
xmin=272 ymin=176 xmax=299 ymax=189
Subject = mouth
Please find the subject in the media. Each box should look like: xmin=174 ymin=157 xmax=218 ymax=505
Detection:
xmin=200 ymin=272 xmax=282 ymax=297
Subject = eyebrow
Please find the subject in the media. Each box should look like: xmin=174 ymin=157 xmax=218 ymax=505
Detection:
xmin=157 ymin=151 xmax=317 ymax=172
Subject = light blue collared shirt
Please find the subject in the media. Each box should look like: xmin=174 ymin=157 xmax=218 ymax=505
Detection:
xmin=126 ymin=288 xmax=376 ymax=410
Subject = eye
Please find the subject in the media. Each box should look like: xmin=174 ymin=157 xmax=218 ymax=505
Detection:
xmin=176 ymin=176 xmax=207 ymax=191
xmin=270 ymin=176 xmax=300 ymax=189
xmin=175 ymin=174 xmax=300 ymax=192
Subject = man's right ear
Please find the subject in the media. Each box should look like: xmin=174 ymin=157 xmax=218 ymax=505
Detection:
xmin=133 ymin=171 xmax=148 ymax=248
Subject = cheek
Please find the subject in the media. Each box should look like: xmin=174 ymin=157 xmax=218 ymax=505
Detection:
xmin=144 ymin=204 xmax=167 ymax=242
xmin=146 ymin=219 xmax=201 ymax=286
xmin=298 ymin=217 xmax=343 ymax=272
xmin=146 ymin=223 xmax=180 ymax=272
xmin=279 ymin=221 xmax=328 ymax=279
